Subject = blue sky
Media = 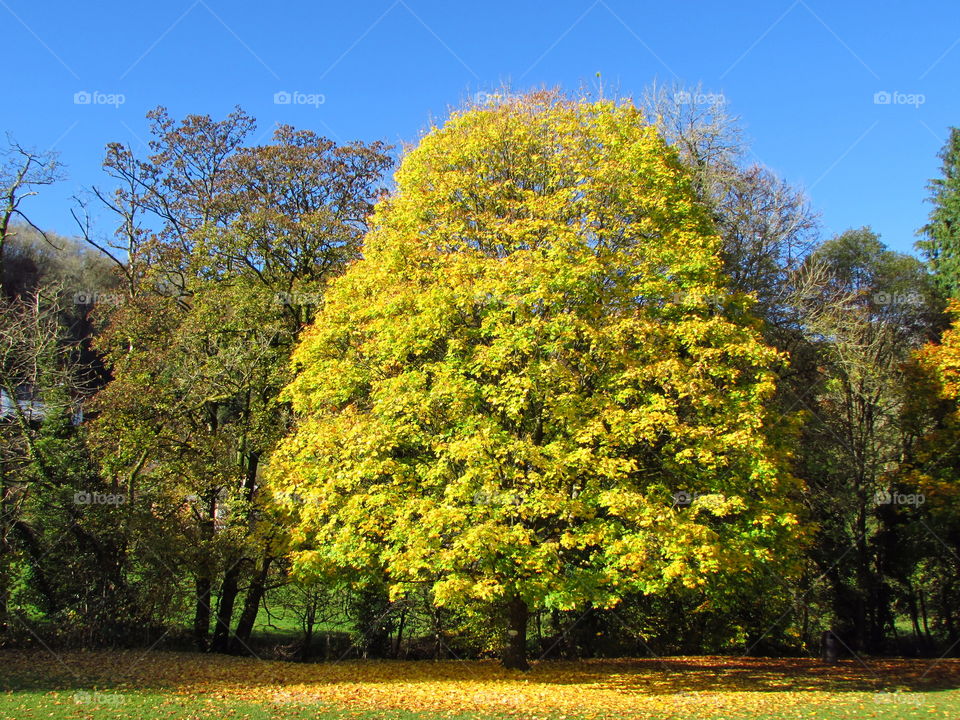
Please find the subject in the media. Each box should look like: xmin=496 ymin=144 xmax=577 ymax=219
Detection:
xmin=5 ymin=0 xmax=959 ymax=256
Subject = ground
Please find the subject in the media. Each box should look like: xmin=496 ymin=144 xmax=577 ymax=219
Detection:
xmin=2 ymin=650 xmax=959 ymax=719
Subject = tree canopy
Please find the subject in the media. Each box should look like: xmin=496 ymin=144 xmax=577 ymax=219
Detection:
xmin=271 ymin=93 xmax=803 ymax=669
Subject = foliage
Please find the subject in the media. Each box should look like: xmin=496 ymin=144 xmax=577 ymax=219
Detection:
xmin=272 ymin=92 xmax=804 ymax=668
xmin=54 ymin=107 xmax=392 ymax=651
xmin=790 ymin=227 xmax=942 ymax=651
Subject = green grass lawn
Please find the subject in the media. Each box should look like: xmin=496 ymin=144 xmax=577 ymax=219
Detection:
xmin=0 ymin=691 xmax=480 ymax=720
xmin=2 ymin=649 xmax=959 ymax=719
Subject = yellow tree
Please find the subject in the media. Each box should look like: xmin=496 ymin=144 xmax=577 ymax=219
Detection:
xmin=916 ymin=301 xmax=960 ymax=397
xmin=271 ymin=92 xmax=802 ymax=668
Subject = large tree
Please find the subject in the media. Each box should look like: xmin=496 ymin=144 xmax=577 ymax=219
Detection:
xmin=271 ymin=93 xmax=803 ymax=669
xmin=85 ymin=109 xmax=392 ymax=651
xmin=792 ymin=227 xmax=941 ymax=651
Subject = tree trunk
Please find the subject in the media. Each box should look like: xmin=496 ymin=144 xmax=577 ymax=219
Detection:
xmin=919 ymin=587 xmax=932 ymax=642
xmin=193 ymin=575 xmax=212 ymax=650
xmin=432 ymin=606 xmax=444 ymax=660
xmin=943 ymin=586 xmax=959 ymax=647
xmin=0 ymin=467 xmax=8 ymax=626
xmin=193 ymin=494 xmax=217 ymax=651
xmin=211 ymin=560 xmax=243 ymax=652
xmin=242 ymin=450 xmax=260 ymax=500
xmin=907 ymin=584 xmax=923 ymax=651
xmin=301 ymin=598 xmax=316 ymax=662
xmin=392 ymin=606 xmax=407 ymax=659
xmin=232 ymin=556 xmax=272 ymax=652
xmin=354 ymin=585 xmax=393 ymax=659
xmin=502 ymin=593 xmax=530 ymax=670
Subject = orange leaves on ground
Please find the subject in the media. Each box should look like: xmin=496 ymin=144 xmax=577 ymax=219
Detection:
xmin=3 ymin=651 xmax=960 ymax=719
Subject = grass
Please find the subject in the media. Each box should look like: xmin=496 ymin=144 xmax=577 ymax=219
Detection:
xmin=1 ymin=649 xmax=959 ymax=719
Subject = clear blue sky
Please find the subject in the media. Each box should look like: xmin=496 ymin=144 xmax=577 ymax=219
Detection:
xmin=5 ymin=0 xmax=959 ymax=256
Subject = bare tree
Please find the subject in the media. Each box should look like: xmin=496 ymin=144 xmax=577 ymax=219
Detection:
xmin=641 ymin=82 xmax=818 ymax=327
xmin=0 ymin=138 xmax=64 ymax=293
xmin=641 ymin=81 xmax=743 ymax=199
